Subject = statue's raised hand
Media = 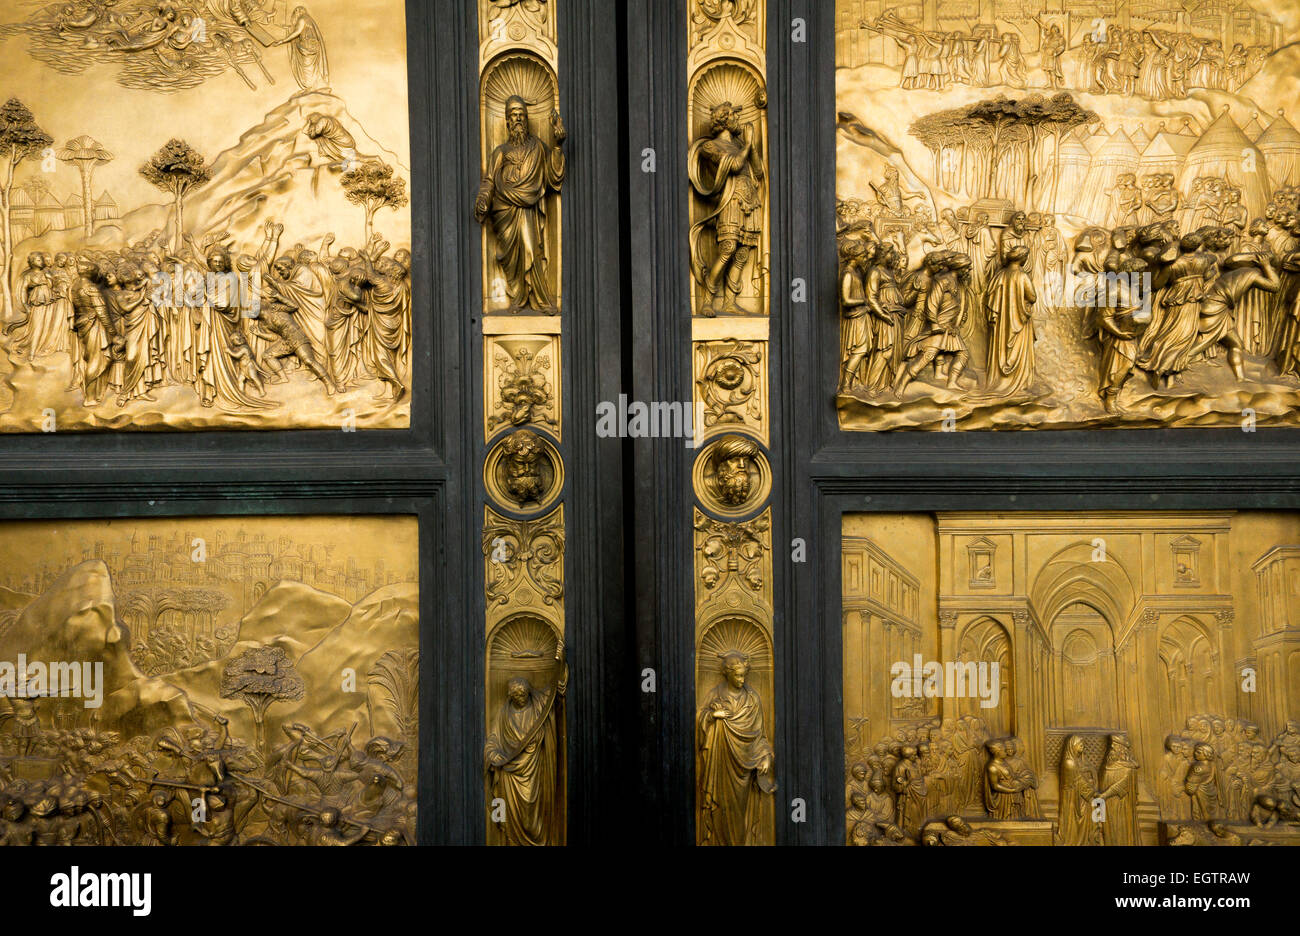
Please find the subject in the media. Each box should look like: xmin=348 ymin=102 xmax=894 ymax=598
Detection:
xmin=551 ymin=109 xmax=567 ymax=143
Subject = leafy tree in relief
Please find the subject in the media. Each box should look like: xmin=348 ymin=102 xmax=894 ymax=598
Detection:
xmin=220 ymin=645 xmax=305 ymax=757
xmin=341 ymin=158 xmax=409 ymax=241
xmin=140 ymin=139 xmax=212 ymax=253
xmin=0 ymin=99 xmax=53 ymax=320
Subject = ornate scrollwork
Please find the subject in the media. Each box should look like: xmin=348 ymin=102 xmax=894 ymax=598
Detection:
xmin=696 ymin=339 xmax=763 ymax=431
xmin=695 ymin=510 xmax=770 ymax=594
xmin=482 ymin=505 xmax=565 ymax=607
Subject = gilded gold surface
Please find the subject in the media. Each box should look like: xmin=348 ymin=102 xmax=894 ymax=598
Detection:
xmin=0 ymin=515 xmax=419 ymax=845
xmin=484 ymin=321 xmax=561 ymax=442
xmin=689 ymin=0 xmax=768 ymax=319
xmin=0 ymin=1 xmax=412 ymax=431
xmin=482 ymin=503 xmax=565 ymax=845
xmin=836 ymin=1 xmax=1300 ymax=429
xmin=690 ymin=0 xmax=773 ymax=847
xmin=842 ymin=511 xmax=1300 ymax=845
xmin=694 ymin=506 xmax=775 ymax=846
xmin=478 ymin=1 xmax=567 ymax=846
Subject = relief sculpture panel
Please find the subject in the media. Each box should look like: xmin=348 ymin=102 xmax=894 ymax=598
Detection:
xmin=478 ymin=0 xmax=567 ymax=846
xmin=0 ymin=1 xmax=413 ymax=430
xmin=835 ymin=0 xmax=1300 ymax=429
xmin=0 ymin=516 xmax=419 ymax=845
xmin=842 ymin=511 xmax=1300 ymax=846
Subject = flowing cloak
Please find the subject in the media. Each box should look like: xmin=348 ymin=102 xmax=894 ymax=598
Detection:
xmin=840 ymin=267 xmax=870 ymax=357
xmin=112 ymin=286 xmax=154 ymax=400
xmin=305 ymin=114 xmax=356 ymax=163
xmin=1057 ymin=753 xmax=1099 ymax=845
xmin=290 ymin=264 xmax=329 ymax=353
xmin=70 ymin=277 xmax=116 ymax=403
xmin=984 ymin=266 xmax=1036 ymax=394
xmin=1235 ymin=240 xmax=1273 ymax=354
xmin=287 ymin=12 xmax=329 ymax=90
xmin=984 ymin=757 xmax=1019 ymax=819
xmin=484 ymin=685 xmax=560 ymax=846
xmin=326 ymin=274 xmax=365 ymax=385
xmin=891 ymin=757 xmax=927 ymax=833
xmin=1098 ymin=759 xmax=1137 ymax=845
xmin=687 ymin=134 xmax=762 ymax=284
xmin=203 ymin=303 xmax=277 ymax=412
xmin=362 ymin=271 xmax=410 ymax=386
xmin=1139 ymin=252 xmax=1213 ymax=374
xmin=20 ymin=268 xmax=65 ymax=357
xmin=478 ymin=134 xmax=564 ymax=309
xmin=697 ymin=682 xmax=774 ymax=846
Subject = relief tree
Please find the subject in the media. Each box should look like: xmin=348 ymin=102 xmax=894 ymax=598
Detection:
xmin=0 ymin=98 xmax=53 ymax=321
xmin=341 ymin=158 xmax=409 ymax=242
xmin=220 ymin=645 xmax=305 ymax=758
xmin=140 ymin=139 xmax=212 ymax=253
xmin=58 ymin=136 xmax=114 ymax=238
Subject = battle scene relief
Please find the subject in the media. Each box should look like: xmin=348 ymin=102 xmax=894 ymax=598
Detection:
xmin=0 ymin=516 xmax=418 ymax=845
xmin=836 ymin=1 xmax=1300 ymax=429
xmin=0 ymin=1 xmax=412 ymax=431
xmin=842 ymin=511 xmax=1300 ymax=845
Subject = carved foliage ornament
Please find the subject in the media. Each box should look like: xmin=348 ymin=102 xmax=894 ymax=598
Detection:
xmin=696 ymin=510 xmax=770 ymax=594
xmin=482 ymin=505 xmax=565 ymax=607
xmin=696 ymin=339 xmax=763 ymax=432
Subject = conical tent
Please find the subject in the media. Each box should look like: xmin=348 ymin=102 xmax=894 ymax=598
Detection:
xmin=1256 ymin=110 xmax=1300 ymax=189
xmin=1055 ymin=136 xmax=1091 ymax=213
xmin=1141 ymin=125 xmax=1196 ymax=178
xmin=1081 ymin=127 xmax=1140 ymax=223
xmin=1244 ymin=113 xmax=1266 ymax=142
xmin=1178 ymin=108 xmax=1271 ymax=220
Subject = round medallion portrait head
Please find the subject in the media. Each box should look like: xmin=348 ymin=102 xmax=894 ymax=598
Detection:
xmin=485 ymin=428 xmax=562 ymax=513
xmin=693 ymin=433 xmax=770 ymax=518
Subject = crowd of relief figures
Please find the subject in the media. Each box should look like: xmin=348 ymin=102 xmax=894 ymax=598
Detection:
xmin=0 ymin=518 xmax=419 ymax=845
xmin=0 ymin=1 xmax=413 ymax=430
xmin=835 ymin=0 xmax=1300 ymax=429
xmin=841 ymin=511 xmax=1300 ymax=845
xmin=846 ymin=714 xmax=1300 ymax=846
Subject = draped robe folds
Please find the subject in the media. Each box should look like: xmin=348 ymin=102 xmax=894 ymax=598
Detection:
xmin=687 ymin=134 xmax=761 ymax=286
xmin=484 ymin=686 xmax=560 ymax=846
xmin=697 ymin=681 xmax=774 ymax=846
xmin=1140 ymin=253 xmax=1214 ymax=375
xmin=984 ymin=757 xmax=1019 ymax=820
xmin=20 ymin=268 xmax=64 ymax=357
xmin=112 ymin=286 xmax=154 ymax=400
xmin=205 ymin=302 xmax=276 ymax=412
xmin=1098 ymin=759 xmax=1137 ymax=845
xmin=287 ymin=13 xmax=329 ymax=90
xmin=362 ymin=272 xmax=411 ymax=387
xmin=291 ymin=264 xmax=330 ymax=354
xmin=479 ymin=134 xmax=565 ymax=310
xmin=71 ymin=278 xmax=115 ymax=403
xmin=1057 ymin=753 xmax=1100 ymax=846
xmin=984 ymin=265 xmax=1036 ymax=394
xmin=326 ymin=277 xmax=365 ymax=386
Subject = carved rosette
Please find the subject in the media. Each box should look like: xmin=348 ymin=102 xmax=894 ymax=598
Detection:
xmin=693 ymin=338 xmax=768 ymax=445
xmin=478 ymin=0 xmax=566 ymax=846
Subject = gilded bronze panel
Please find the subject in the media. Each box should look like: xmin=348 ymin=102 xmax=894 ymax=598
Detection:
xmin=0 ymin=515 xmax=419 ymax=845
xmin=842 ymin=510 xmax=1300 ymax=845
xmin=0 ymin=2 xmax=413 ymax=431
xmin=482 ymin=503 xmax=566 ymax=845
xmin=835 ymin=1 xmax=1300 ymax=429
